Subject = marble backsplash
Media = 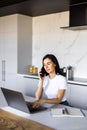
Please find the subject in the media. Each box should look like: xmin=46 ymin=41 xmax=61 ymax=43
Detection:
xmin=32 ymin=11 xmax=87 ymax=79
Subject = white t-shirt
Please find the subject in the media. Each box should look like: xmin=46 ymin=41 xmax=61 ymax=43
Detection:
xmin=42 ymin=75 xmax=67 ymax=102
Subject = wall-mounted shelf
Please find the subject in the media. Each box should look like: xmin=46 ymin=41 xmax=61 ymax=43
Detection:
xmin=24 ymin=74 xmax=39 ymax=80
xmin=70 ymin=1 xmax=87 ymax=7
xmin=68 ymin=78 xmax=87 ymax=86
xmin=24 ymin=74 xmax=87 ymax=86
xmin=61 ymin=2 xmax=87 ymax=30
xmin=60 ymin=25 xmax=87 ymax=30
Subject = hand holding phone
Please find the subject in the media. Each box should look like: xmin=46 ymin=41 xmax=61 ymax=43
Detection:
xmin=40 ymin=67 xmax=46 ymax=77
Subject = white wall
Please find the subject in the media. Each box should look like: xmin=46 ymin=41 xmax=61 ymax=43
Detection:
xmin=32 ymin=11 xmax=87 ymax=79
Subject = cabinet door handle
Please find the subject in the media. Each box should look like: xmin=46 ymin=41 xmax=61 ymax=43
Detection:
xmin=2 ymin=60 xmax=5 ymax=81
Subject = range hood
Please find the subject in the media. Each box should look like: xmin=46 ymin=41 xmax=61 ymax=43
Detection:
xmin=61 ymin=2 xmax=87 ymax=30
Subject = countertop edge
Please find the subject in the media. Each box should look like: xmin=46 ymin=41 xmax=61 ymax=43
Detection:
xmin=23 ymin=74 xmax=87 ymax=86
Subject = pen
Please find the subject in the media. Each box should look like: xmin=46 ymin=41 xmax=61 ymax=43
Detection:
xmin=62 ymin=108 xmax=65 ymax=114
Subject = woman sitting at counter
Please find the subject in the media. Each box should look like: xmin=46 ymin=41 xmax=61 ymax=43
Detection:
xmin=32 ymin=54 xmax=69 ymax=108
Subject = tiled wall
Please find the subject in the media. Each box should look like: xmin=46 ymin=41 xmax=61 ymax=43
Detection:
xmin=32 ymin=11 xmax=87 ymax=79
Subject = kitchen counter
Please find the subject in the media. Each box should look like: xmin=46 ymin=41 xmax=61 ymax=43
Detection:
xmin=24 ymin=74 xmax=39 ymax=79
xmin=68 ymin=78 xmax=87 ymax=86
xmin=1 ymin=95 xmax=87 ymax=130
xmin=24 ymin=74 xmax=87 ymax=86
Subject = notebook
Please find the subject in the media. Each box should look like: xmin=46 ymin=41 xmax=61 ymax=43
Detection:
xmin=51 ymin=107 xmax=85 ymax=117
xmin=1 ymin=88 xmax=47 ymax=114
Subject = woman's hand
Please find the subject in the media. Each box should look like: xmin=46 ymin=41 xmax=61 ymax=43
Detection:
xmin=38 ymin=71 xmax=45 ymax=80
xmin=32 ymin=99 xmax=45 ymax=108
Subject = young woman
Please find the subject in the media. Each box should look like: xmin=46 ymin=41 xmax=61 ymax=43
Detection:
xmin=32 ymin=54 xmax=69 ymax=108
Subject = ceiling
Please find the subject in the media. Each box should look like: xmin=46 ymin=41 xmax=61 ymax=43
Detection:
xmin=0 ymin=0 xmax=86 ymax=17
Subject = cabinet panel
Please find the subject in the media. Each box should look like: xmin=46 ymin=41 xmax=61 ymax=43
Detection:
xmin=0 ymin=14 xmax=32 ymax=90
xmin=69 ymin=84 xmax=87 ymax=109
xmin=16 ymin=75 xmax=38 ymax=96
xmin=70 ymin=4 xmax=87 ymax=27
xmin=1 ymin=74 xmax=17 ymax=89
xmin=23 ymin=78 xmax=38 ymax=97
xmin=0 ymin=15 xmax=17 ymax=88
xmin=4 ymin=32 xmax=17 ymax=74
xmin=0 ymin=32 xmax=5 ymax=86
xmin=0 ymin=34 xmax=2 ymax=86
xmin=66 ymin=84 xmax=71 ymax=103
xmin=17 ymin=14 xmax=32 ymax=74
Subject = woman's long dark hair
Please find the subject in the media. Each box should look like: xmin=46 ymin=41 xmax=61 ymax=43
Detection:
xmin=42 ymin=54 xmax=64 ymax=76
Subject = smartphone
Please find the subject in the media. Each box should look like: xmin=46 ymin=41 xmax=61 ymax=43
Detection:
xmin=40 ymin=67 xmax=47 ymax=77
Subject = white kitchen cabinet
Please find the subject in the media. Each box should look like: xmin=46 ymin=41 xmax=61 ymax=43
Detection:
xmin=0 ymin=14 xmax=32 ymax=89
xmin=0 ymin=17 xmax=6 ymax=86
xmin=0 ymin=40 xmax=3 ymax=86
xmin=68 ymin=83 xmax=87 ymax=110
xmin=17 ymin=75 xmax=39 ymax=96
xmin=17 ymin=14 xmax=32 ymax=74
xmin=66 ymin=84 xmax=71 ymax=104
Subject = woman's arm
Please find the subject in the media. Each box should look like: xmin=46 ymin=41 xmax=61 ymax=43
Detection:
xmin=35 ymin=80 xmax=43 ymax=100
xmin=33 ymin=89 xmax=65 ymax=108
xmin=42 ymin=89 xmax=65 ymax=104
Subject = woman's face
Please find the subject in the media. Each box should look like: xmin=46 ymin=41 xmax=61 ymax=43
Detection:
xmin=43 ymin=58 xmax=56 ymax=74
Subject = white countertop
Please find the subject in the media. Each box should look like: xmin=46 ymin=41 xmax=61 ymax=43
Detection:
xmin=68 ymin=78 xmax=87 ymax=86
xmin=24 ymin=74 xmax=39 ymax=79
xmin=24 ymin=74 xmax=87 ymax=86
xmin=1 ymin=94 xmax=87 ymax=130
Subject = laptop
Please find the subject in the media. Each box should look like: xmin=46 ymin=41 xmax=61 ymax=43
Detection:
xmin=1 ymin=88 xmax=47 ymax=114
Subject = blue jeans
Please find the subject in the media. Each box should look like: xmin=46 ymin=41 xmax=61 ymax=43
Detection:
xmin=60 ymin=100 xmax=69 ymax=106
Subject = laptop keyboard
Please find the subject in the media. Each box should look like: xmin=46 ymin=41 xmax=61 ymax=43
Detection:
xmin=26 ymin=102 xmax=47 ymax=113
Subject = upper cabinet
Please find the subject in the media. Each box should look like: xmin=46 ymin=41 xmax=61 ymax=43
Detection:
xmin=70 ymin=2 xmax=87 ymax=27
xmin=61 ymin=0 xmax=87 ymax=30
xmin=0 ymin=14 xmax=32 ymax=89
xmin=0 ymin=14 xmax=32 ymax=80
xmin=17 ymin=14 xmax=32 ymax=74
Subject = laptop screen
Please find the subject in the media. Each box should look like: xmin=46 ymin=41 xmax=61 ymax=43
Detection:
xmin=1 ymin=88 xmax=29 ymax=114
